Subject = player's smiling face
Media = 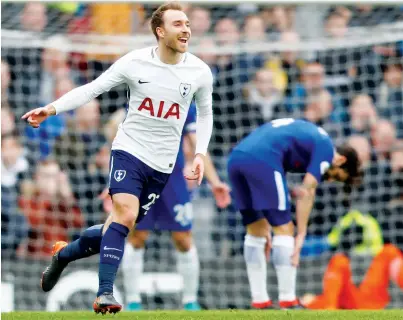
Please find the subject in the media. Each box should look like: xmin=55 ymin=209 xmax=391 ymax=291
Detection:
xmin=160 ymin=9 xmax=191 ymax=53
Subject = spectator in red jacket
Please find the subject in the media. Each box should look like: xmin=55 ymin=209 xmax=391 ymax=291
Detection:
xmin=18 ymin=159 xmax=84 ymax=258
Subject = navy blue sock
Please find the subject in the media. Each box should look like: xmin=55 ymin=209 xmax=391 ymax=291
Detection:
xmin=97 ymin=222 xmax=129 ymax=297
xmin=58 ymin=224 xmax=103 ymax=263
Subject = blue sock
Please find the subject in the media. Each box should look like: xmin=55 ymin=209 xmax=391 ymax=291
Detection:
xmin=97 ymin=222 xmax=129 ymax=297
xmin=58 ymin=224 xmax=103 ymax=263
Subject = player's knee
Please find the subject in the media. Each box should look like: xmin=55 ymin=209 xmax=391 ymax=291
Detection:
xmin=246 ymin=218 xmax=270 ymax=237
xmin=380 ymin=244 xmax=401 ymax=259
xmin=113 ymin=199 xmax=135 ymax=216
xmin=115 ymin=215 xmax=136 ymax=229
xmin=112 ymin=195 xmax=139 ymax=228
xmin=329 ymin=253 xmax=350 ymax=270
xmin=128 ymin=230 xmax=148 ymax=249
xmin=172 ymin=231 xmax=192 ymax=252
xmin=272 ymin=221 xmax=294 ymax=236
xmin=82 ymin=224 xmax=103 ymax=241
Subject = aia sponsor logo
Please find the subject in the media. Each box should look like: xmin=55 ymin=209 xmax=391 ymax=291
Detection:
xmin=138 ymin=97 xmax=180 ymax=119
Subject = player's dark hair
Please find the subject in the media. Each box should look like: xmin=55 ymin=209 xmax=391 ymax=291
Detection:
xmin=337 ymin=144 xmax=363 ymax=186
xmin=151 ymin=2 xmax=184 ymax=40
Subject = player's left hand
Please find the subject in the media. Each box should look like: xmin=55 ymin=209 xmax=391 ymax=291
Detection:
xmin=291 ymin=233 xmax=306 ymax=267
xmin=211 ymin=181 xmax=231 ymax=209
xmin=185 ymin=154 xmax=204 ymax=186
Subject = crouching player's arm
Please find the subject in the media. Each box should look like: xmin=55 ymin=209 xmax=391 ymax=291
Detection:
xmin=185 ymin=132 xmax=231 ymax=209
xmin=292 ymin=173 xmax=318 ymax=267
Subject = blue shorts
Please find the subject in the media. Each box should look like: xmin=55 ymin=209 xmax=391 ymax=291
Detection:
xmin=227 ymin=150 xmax=291 ymax=227
xmin=136 ymin=165 xmax=192 ymax=231
xmin=109 ymin=150 xmax=170 ymax=223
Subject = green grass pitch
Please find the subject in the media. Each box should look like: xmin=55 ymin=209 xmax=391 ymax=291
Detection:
xmin=3 ymin=310 xmax=403 ymax=320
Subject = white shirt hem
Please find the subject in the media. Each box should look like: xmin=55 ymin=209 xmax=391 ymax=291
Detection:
xmin=110 ymin=146 xmax=174 ymax=174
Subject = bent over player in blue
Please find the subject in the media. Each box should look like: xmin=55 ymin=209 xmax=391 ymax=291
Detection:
xmin=120 ymin=104 xmax=231 ymax=311
xmin=227 ymin=118 xmax=362 ymax=310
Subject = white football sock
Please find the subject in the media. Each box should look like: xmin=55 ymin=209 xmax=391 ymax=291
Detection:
xmin=176 ymin=245 xmax=200 ymax=304
xmin=122 ymin=243 xmax=144 ymax=304
xmin=243 ymin=235 xmax=270 ymax=304
xmin=272 ymin=235 xmax=296 ymax=302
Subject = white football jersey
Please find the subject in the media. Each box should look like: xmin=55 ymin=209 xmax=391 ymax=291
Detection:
xmin=52 ymin=47 xmax=213 ymax=173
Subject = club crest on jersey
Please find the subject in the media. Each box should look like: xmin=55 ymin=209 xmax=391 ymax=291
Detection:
xmin=114 ymin=170 xmax=126 ymax=182
xmin=179 ymin=83 xmax=191 ymax=98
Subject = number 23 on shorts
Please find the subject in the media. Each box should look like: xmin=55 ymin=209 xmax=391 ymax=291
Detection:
xmin=142 ymin=193 xmax=160 ymax=215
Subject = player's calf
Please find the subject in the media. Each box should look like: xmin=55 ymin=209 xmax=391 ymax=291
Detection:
xmin=272 ymin=233 xmax=297 ymax=307
xmin=242 ymin=216 xmax=271 ymax=307
xmin=97 ymin=194 xmax=138 ymax=300
xmin=172 ymin=231 xmax=200 ymax=309
xmin=122 ymin=230 xmax=149 ymax=310
xmin=172 ymin=230 xmax=193 ymax=252
xmin=268 ymin=214 xmax=298 ymax=308
xmin=244 ymin=233 xmax=271 ymax=307
xmin=128 ymin=229 xmax=149 ymax=249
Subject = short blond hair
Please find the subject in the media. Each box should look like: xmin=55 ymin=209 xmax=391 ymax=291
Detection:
xmin=151 ymin=2 xmax=184 ymax=40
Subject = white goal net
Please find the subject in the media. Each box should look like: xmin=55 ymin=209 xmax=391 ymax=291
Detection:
xmin=1 ymin=2 xmax=403 ymax=311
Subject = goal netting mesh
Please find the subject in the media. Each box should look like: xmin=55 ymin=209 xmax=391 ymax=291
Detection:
xmin=1 ymin=2 xmax=403 ymax=311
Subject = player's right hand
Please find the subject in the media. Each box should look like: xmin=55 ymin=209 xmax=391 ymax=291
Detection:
xmin=185 ymin=154 xmax=205 ymax=186
xmin=291 ymin=233 xmax=306 ymax=267
xmin=21 ymin=105 xmax=54 ymax=128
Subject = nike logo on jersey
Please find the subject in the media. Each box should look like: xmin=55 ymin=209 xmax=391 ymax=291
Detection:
xmin=138 ymin=80 xmax=150 ymax=84
xmin=103 ymin=246 xmax=123 ymax=252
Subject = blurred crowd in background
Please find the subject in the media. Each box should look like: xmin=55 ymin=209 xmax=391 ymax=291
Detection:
xmin=1 ymin=2 xmax=403 ymax=261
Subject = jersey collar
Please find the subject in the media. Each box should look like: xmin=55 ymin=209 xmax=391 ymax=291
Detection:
xmin=152 ymin=47 xmax=187 ymax=65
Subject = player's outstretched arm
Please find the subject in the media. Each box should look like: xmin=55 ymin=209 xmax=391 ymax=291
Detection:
xmin=22 ymin=54 xmax=129 ymax=127
xmin=292 ymin=172 xmax=318 ymax=266
xmin=186 ymin=132 xmax=231 ymax=209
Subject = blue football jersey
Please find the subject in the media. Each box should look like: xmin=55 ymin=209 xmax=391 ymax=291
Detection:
xmin=175 ymin=103 xmax=197 ymax=171
xmin=233 ymin=118 xmax=335 ymax=182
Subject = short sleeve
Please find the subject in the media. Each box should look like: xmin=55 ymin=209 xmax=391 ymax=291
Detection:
xmin=307 ymin=137 xmax=335 ymax=183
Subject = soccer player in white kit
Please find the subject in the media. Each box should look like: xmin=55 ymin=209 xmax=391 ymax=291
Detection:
xmin=22 ymin=2 xmax=213 ymax=314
